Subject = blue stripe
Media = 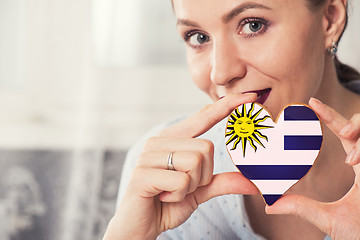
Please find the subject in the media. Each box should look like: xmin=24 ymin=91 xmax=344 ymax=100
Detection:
xmin=263 ymin=195 xmax=282 ymax=205
xmin=284 ymin=106 xmax=319 ymax=121
xmin=236 ymin=165 xmax=312 ymax=180
xmin=284 ymin=135 xmax=322 ymax=150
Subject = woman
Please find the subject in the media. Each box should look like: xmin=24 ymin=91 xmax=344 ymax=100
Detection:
xmin=104 ymin=0 xmax=360 ymax=239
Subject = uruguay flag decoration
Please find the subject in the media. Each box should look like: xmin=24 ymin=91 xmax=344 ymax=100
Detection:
xmin=225 ymin=103 xmax=323 ymax=205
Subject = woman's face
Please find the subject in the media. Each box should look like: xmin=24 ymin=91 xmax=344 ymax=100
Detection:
xmin=174 ymin=0 xmax=327 ymax=116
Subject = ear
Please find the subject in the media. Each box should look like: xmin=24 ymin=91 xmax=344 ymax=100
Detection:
xmin=322 ymin=0 xmax=347 ymax=49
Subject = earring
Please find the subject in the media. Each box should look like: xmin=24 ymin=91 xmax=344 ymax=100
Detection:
xmin=328 ymin=41 xmax=338 ymax=59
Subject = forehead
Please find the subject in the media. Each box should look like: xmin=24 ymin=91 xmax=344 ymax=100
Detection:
xmin=172 ymin=0 xmax=305 ymax=18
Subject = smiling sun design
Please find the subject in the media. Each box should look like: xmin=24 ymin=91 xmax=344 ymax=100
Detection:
xmin=226 ymin=103 xmax=273 ymax=157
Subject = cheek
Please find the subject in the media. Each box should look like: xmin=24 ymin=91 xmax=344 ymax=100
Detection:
xmin=246 ymin=23 xmax=324 ymax=97
xmin=187 ymin=52 xmax=213 ymax=94
xmin=278 ymin=31 xmax=324 ymax=95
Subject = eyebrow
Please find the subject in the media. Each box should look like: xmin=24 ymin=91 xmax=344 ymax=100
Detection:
xmin=223 ymin=2 xmax=272 ymax=23
xmin=176 ymin=19 xmax=200 ymax=28
xmin=176 ymin=2 xmax=272 ymax=28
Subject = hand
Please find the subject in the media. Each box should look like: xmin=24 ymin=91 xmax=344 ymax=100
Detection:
xmin=103 ymin=93 xmax=259 ymax=240
xmin=265 ymin=97 xmax=360 ymax=240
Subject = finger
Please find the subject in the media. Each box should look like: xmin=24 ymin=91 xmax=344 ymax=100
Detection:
xmin=339 ymin=114 xmax=360 ymax=140
xmin=265 ymin=194 xmax=333 ymax=235
xmin=345 ymin=138 xmax=360 ymax=166
xmin=309 ymin=97 xmax=348 ymax=138
xmin=354 ymin=164 xmax=360 ymax=184
xmin=309 ymin=97 xmax=353 ymax=153
xmin=143 ymin=137 xmax=214 ymax=186
xmin=344 ymin=138 xmax=360 ymax=184
xmin=158 ymin=93 xmax=257 ymax=138
xmin=137 ymin=151 xmax=202 ymax=193
xmin=194 ymin=172 xmax=259 ymax=205
xmin=130 ymin=167 xmax=191 ymax=202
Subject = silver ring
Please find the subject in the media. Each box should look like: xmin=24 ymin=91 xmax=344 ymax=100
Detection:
xmin=167 ymin=152 xmax=175 ymax=171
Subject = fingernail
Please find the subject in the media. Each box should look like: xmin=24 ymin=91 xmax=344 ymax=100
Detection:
xmin=339 ymin=123 xmax=352 ymax=137
xmin=345 ymin=149 xmax=355 ymax=164
xmin=310 ymin=97 xmax=323 ymax=105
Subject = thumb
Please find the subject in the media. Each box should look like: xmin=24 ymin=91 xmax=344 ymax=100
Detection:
xmin=309 ymin=98 xmax=353 ymax=153
xmin=194 ymin=172 xmax=259 ymax=204
xmin=265 ymin=194 xmax=333 ymax=235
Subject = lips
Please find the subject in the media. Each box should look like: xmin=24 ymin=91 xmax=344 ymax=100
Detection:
xmin=243 ymin=88 xmax=271 ymax=105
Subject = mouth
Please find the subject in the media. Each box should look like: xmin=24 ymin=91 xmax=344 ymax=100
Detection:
xmin=243 ymin=88 xmax=271 ymax=105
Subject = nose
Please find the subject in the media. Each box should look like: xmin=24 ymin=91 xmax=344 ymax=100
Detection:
xmin=210 ymin=38 xmax=247 ymax=86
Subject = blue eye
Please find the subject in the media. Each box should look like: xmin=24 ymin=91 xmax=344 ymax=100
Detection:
xmin=238 ymin=17 xmax=269 ymax=38
xmin=184 ymin=31 xmax=210 ymax=47
xmin=247 ymin=22 xmax=263 ymax=33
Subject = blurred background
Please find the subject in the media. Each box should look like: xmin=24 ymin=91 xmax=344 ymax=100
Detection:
xmin=0 ymin=0 xmax=359 ymax=239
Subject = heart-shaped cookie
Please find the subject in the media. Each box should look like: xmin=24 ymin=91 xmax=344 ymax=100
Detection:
xmin=225 ymin=103 xmax=323 ymax=205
